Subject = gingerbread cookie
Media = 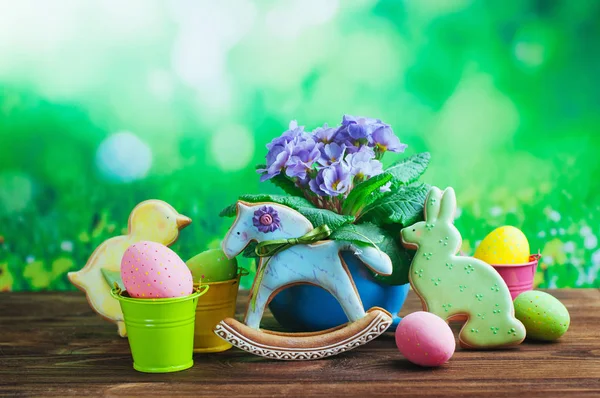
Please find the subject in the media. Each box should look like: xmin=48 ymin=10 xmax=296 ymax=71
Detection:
xmin=215 ymin=201 xmax=394 ymax=360
xmin=401 ymin=187 xmax=526 ymax=349
xmin=68 ymin=200 xmax=192 ymax=336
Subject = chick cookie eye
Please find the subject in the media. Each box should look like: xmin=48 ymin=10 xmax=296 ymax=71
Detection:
xmin=412 ymin=229 xmax=416 ymax=232
xmin=237 ymin=232 xmax=241 ymax=235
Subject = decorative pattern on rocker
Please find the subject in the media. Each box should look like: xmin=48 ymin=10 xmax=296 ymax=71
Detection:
xmin=213 ymin=312 xmax=392 ymax=361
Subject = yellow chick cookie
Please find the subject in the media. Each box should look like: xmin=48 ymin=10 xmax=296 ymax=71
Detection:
xmin=68 ymin=200 xmax=192 ymax=337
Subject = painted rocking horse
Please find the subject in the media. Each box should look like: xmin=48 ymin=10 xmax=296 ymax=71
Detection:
xmin=214 ymin=201 xmax=394 ymax=360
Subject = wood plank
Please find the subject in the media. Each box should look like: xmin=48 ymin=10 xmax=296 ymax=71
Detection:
xmin=0 ymin=289 xmax=599 ymax=397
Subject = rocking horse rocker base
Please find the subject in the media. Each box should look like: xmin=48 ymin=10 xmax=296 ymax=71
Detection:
xmin=214 ymin=307 xmax=392 ymax=360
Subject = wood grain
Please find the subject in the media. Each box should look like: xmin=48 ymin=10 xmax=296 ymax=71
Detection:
xmin=1 ymin=289 xmax=599 ymax=397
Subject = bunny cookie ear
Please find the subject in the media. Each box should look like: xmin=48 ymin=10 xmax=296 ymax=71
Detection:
xmin=425 ymin=187 xmax=443 ymax=222
xmin=438 ymin=187 xmax=457 ymax=222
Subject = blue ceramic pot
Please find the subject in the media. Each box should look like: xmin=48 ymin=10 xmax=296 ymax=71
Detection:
xmin=268 ymin=251 xmax=410 ymax=332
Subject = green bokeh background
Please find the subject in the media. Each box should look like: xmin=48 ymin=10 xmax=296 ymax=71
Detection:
xmin=0 ymin=0 xmax=599 ymax=292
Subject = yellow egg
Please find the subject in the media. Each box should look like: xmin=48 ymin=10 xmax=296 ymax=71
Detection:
xmin=473 ymin=226 xmax=530 ymax=265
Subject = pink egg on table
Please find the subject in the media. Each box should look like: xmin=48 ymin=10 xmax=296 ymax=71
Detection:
xmin=121 ymin=241 xmax=193 ymax=299
xmin=395 ymin=311 xmax=455 ymax=367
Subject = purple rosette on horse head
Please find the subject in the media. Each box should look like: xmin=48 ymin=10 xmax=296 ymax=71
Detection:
xmin=252 ymin=206 xmax=281 ymax=233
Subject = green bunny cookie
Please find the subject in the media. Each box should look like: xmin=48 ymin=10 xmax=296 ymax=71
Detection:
xmin=401 ymin=187 xmax=526 ymax=349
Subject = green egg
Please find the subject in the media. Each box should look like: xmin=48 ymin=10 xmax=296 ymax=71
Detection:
xmin=186 ymin=249 xmax=238 ymax=283
xmin=514 ymin=290 xmax=570 ymax=341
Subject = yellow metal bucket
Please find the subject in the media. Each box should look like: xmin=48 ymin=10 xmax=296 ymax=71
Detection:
xmin=193 ymin=269 xmax=246 ymax=353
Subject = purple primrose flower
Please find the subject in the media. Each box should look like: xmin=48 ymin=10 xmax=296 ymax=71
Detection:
xmin=253 ymin=206 xmax=281 ymax=233
xmin=322 ymin=161 xmax=353 ymax=196
xmin=345 ymin=146 xmax=383 ymax=179
xmin=339 ymin=115 xmax=385 ymax=141
xmin=309 ymin=161 xmax=352 ymax=197
xmin=308 ymin=169 xmax=327 ymax=196
xmin=317 ymin=142 xmax=346 ymax=167
xmin=258 ymin=141 xmax=294 ymax=181
xmin=260 ymin=120 xmax=314 ymax=181
xmin=312 ymin=123 xmax=338 ymax=144
xmin=371 ymin=125 xmax=408 ymax=153
xmin=259 ymin=116 xmax=407 ymax=201
xmin=333 ymin=136 xmax=361 ymax=154
xmin=266 ymin=120 xmax=310 ymax=151
xmin=286 ymin=138 xmax=321 ymax=180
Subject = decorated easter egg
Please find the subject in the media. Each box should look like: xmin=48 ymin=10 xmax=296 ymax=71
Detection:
xmin=395 ymin=311 xmax=455 ymax=367
xmin=186 ymin=249 xmax=238 ymax=283
xmin=474 ymin=226 xmax=530 ymax=264
xmin=514 ymin=290 xmax=570 ymax=341
xmin=121 ymin=241 xmax=193 ymax=298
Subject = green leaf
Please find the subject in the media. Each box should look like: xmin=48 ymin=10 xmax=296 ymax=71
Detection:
xmin=242 ymin=241 xmax=259 ymax=258
xmin=359 ymin=183 xmax=429 ymax=227
xmin=101 ymin=268 xmax=124 ymax=290
xmin=330 ymin=222 xmax=384 ymax=246
xmin=369 ymin=224 xmax=413 ymax=285
xmin=341 ymin=172 xmax=393 ymax=215
xmin=269 ymin=174 xmax=305 ymax=197
xmin=240 ymin=193 xmax=314 ymax=209
xmin=219 ymin=203 xmax=238 ymax=217
xmin=296 ymin=207 xmax=355 ymax=231
xmin=360 ymin=186 xmax=392 ymax=212
xmin=219 ymin=194 xmax=315 ymax=217
xmin=386 ymin=152 xmax=430 ymax=185
xmin=255 ymin=164 xmax=305 ymax=197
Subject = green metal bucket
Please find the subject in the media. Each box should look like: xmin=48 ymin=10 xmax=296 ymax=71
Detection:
xmin=111 ymin=285 xmax=209 ymax=373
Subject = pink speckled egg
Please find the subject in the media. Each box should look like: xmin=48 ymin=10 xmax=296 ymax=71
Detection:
xmin=121 ymin=241 xmax=193 ymax=299
xmin=395 ymin=311 xmax=455 ymax=367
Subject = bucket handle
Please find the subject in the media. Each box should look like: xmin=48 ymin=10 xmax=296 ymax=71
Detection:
xmin=110 ymin=283 xmax=210 ymax=300
xmin=230 ymin=267 xmax=249 ymax=287
xmin=110 ymin=282 xmax=123 ymax=300
xmin=531 ymin=252 xmax=541 ymax=279
xmin=195 ymin=283 xmax=210 ymax=297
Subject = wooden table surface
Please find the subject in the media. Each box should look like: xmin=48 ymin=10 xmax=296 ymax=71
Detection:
xmin=1 ymin=289 xmax=599 ymax=397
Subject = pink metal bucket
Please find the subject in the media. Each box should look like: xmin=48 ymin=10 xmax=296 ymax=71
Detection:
xmin=491 ymin=254 xmax=540 ymax=300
